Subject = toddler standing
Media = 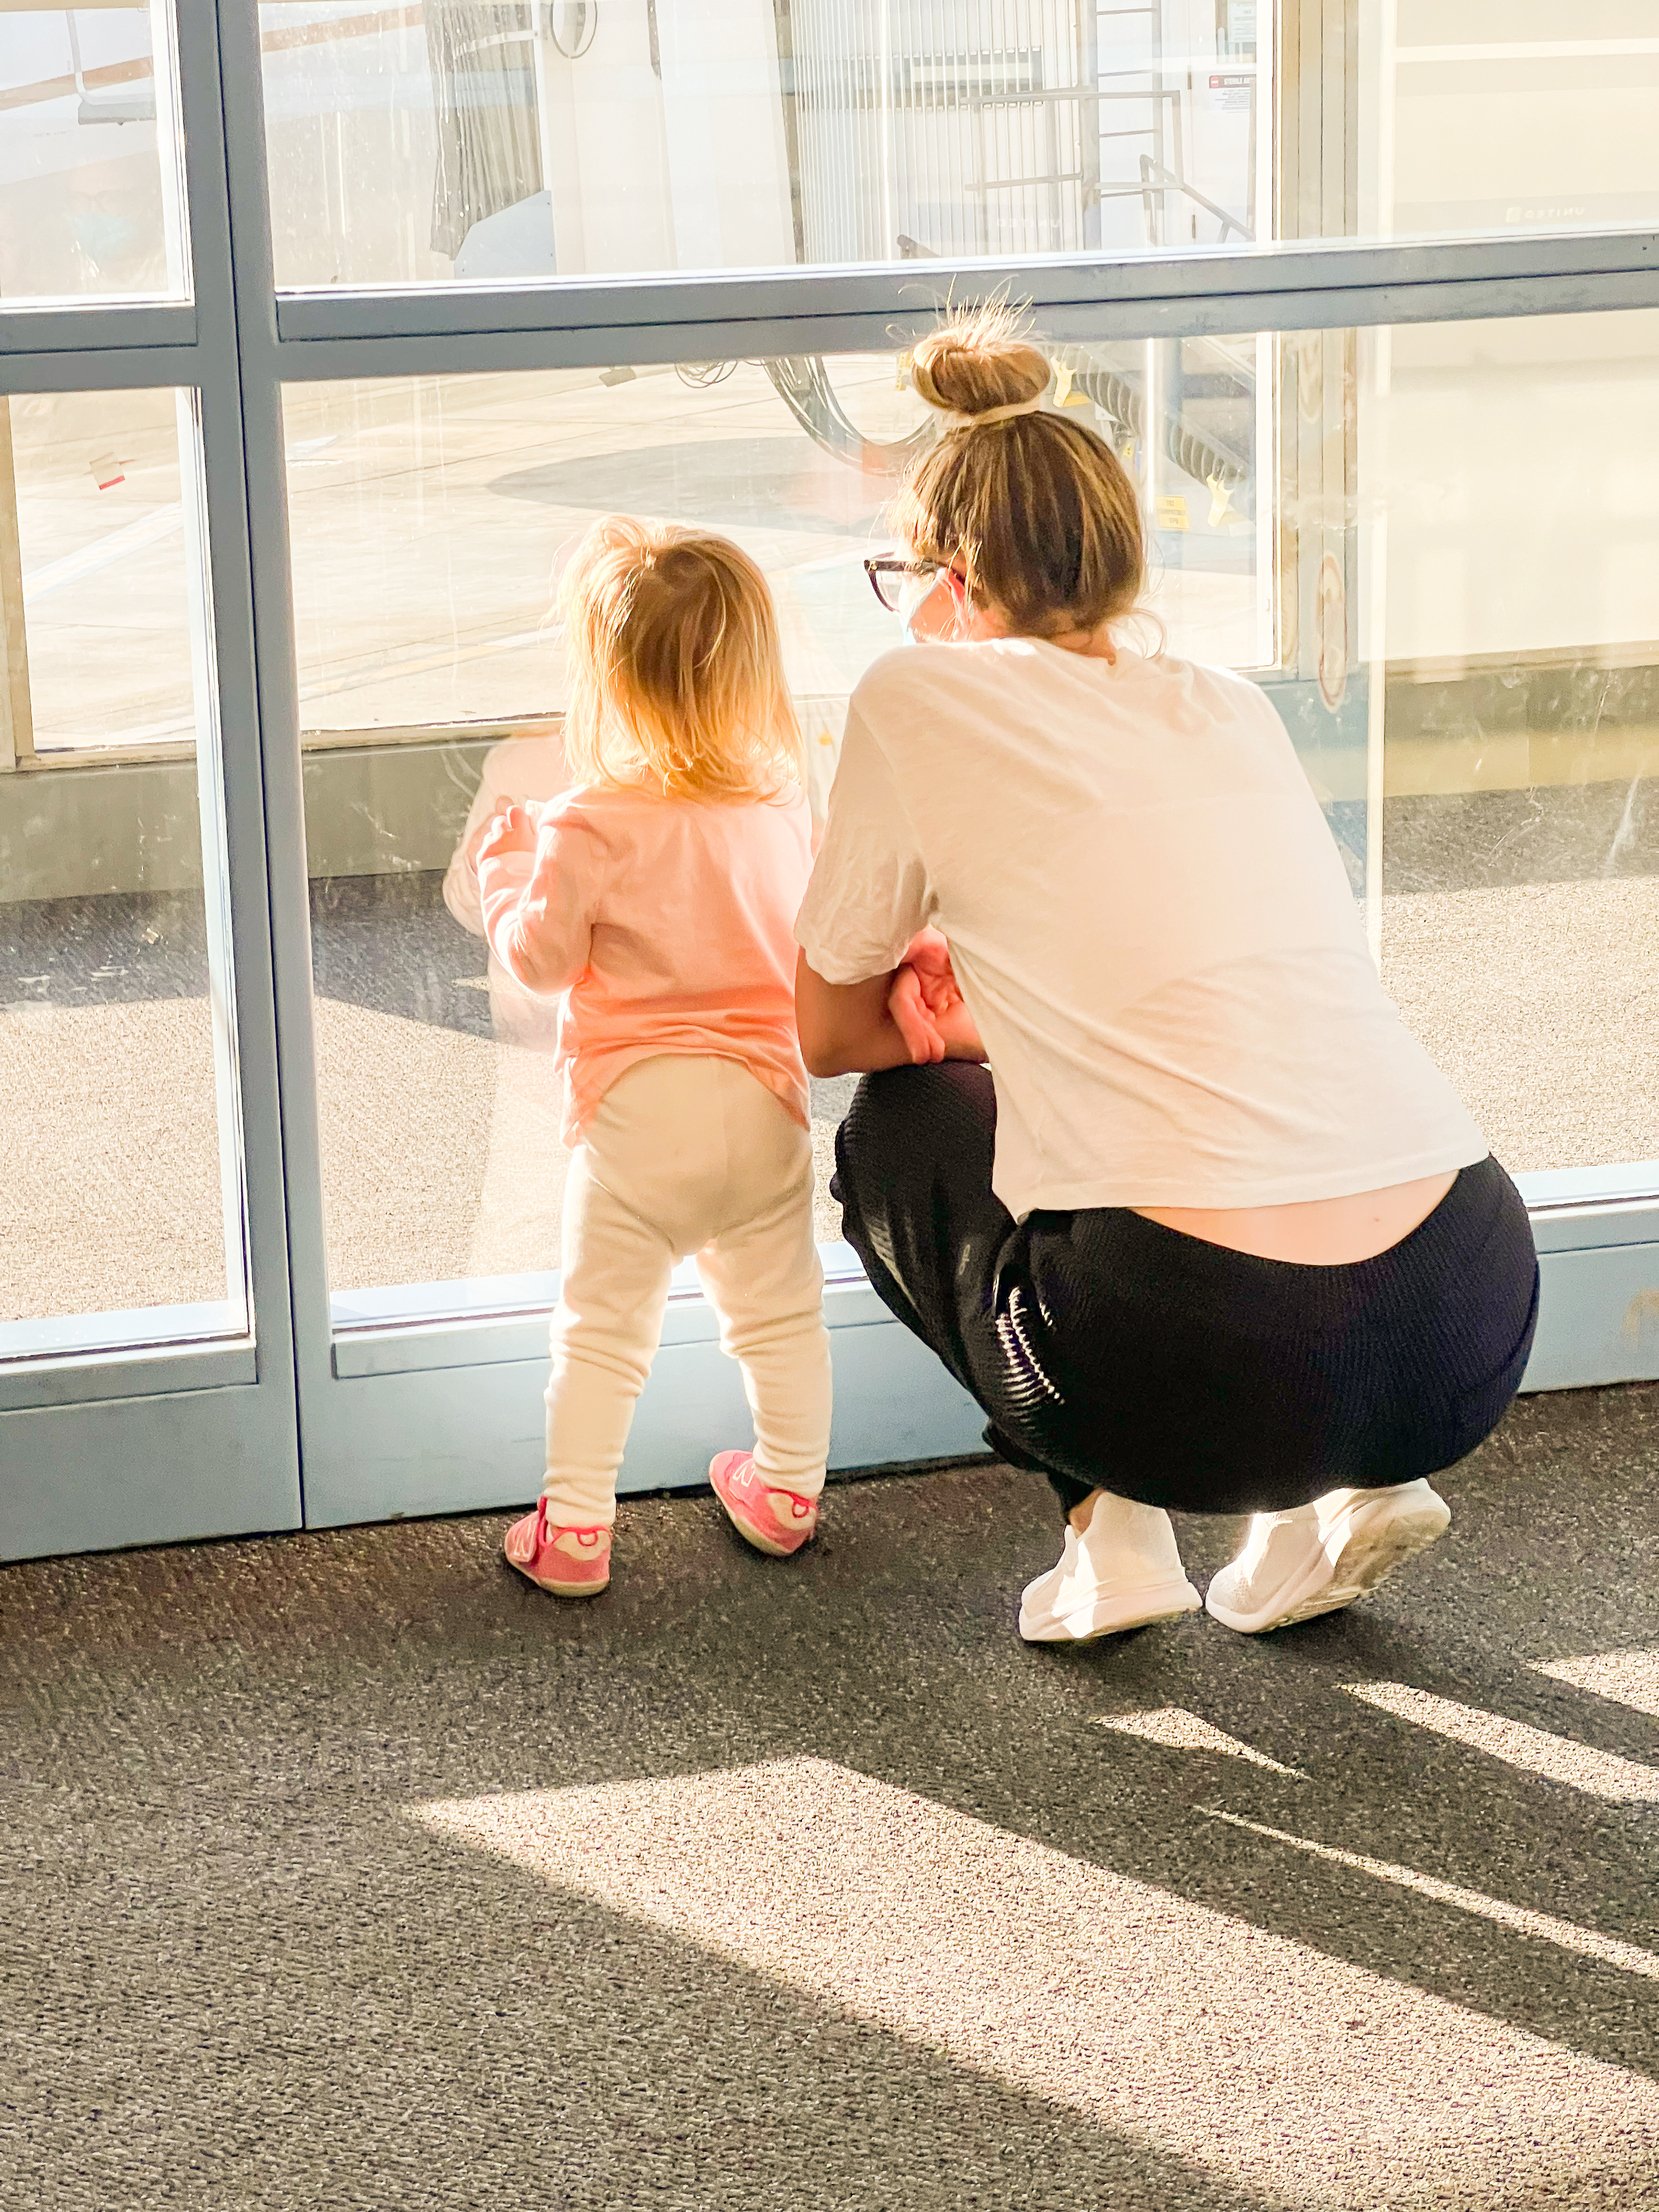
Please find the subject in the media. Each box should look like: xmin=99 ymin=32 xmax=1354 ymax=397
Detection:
xmin=476 ymin=517 xmax=832 ymax=1598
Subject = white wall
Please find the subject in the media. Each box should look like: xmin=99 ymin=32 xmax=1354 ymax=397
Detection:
xmin=1379 ymin=311 xmax=1659 ymax=667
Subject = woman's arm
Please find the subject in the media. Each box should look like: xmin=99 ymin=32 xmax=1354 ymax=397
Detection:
xmin=793 ymin=697 xmax=986 ymax=1071
xmin=797 ymin=940 xmax=988 ymax=1076
xmin=795 ymin=951 xmax=918 ymax=1077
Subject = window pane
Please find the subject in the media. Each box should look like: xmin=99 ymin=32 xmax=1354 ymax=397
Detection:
xmin=1374 ymin=311 xmax=1659 ymax=1185
xmin=286 ymin=311 xmax=1658 ymax=1331
xmin=0 ymin=388 xmax=247 ymax=1358
xmin=7 ymin=387 xmax=195 ymax=753
xmin=281 ymin=339 xmax=1268 ymax=1314
xmin=261 ymin=2 xmax=1656 ymax=291
xmin=0 ymin=3 xmax=189 ymax=302
xmin=286 ymin=347 xmax=1268 ymax=740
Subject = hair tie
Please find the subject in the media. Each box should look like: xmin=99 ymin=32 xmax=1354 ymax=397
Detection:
xmin=936 ymin=395 xmax=1046 ymax=431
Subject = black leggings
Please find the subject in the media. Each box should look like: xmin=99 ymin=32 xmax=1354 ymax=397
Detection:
xmin=833 ymin=1063 xmax=1541 ymax=1521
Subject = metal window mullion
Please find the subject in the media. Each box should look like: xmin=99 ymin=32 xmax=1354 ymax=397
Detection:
xmin=0 ymin=394 xmax=32 ymax=774
xmin=0 ymin=303 xmax=198 ymax=358
xmin=258 ymin=268 xmax=1659 ymax=389
xmin=166 ymin=0 xmax=299 ymax=1435
xmin=0 ymin=345 xmax=207 ymax=399
xmin=211 ymin=0 xmax=338 ymax=1481
xmin=268 ymin=225 xmax=1659 ymax=367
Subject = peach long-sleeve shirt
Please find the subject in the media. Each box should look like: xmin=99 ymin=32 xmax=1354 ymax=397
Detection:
xmin=477 ymin=780 xmax=814 ymax=1144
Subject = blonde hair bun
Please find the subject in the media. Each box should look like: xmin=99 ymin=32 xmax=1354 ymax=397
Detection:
xmin=909 ymin=302 xmax=1050 ymax=424
xmin=889 ymin=301 xmax=1144 ymax=642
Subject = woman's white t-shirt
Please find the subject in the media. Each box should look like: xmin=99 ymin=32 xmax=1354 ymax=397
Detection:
xmin=794 ymin=638 xmax=1486 ymax=1222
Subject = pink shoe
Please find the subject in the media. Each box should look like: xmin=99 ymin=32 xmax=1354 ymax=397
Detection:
xmin=709 ymin=1450 xmax=819 ymax=1559
xmin=503 ymin=1499 xmax=612 ymax=1598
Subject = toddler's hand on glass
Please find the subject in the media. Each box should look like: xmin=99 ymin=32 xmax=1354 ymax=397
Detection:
xmin=477 ymin=802 xmax=539 ymax=865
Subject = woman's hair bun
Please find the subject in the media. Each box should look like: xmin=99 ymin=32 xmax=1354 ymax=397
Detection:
xmin=890 ymin=296 xmax=1144 ymax=641
xmin=909 ymin=302 xmax=1050 ymax=421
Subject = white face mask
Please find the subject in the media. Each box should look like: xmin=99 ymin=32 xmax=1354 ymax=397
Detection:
xmin=896 ymin=565 xmax=950 ymax=645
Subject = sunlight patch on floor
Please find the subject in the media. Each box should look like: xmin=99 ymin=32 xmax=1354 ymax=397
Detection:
xmin=1532 ymin=1649 xmax=1659 ymax=1719
xmin=1095 ymin=1707 xmax=1305 ymax=1777
xmin=408 ymin=1757 xmax=1658 ymax=2207
xmin=1202 ymin=1809 xmax=1659 ymax=1979
xmin=1344 ymin=1682 xmax=1659 ymax=1800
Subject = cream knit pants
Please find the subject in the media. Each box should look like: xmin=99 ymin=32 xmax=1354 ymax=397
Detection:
xmin=541 ymin=1054 xmax=832 ymax=1528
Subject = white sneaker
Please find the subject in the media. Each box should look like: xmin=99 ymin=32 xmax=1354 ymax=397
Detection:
xmin=1204 ymin=1479 xmax=1452 ymax=1634
xmin=1018 ymin=1494 xmax=1202 ymax=1644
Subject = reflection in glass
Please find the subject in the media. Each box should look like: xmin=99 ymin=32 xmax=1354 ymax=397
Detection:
xmin=0 ymin=3 xmax=188 ymax=302
xmin=262 ymin=3 xmax=1659 ymax=290
xmin=0 ymin=390 xmax=247 ymax=1357
xmin=285 ymin=313 xmax=1659 ymax=1328
xmin=283 ymin=337 xmax=1267 ymax=1311
xmin=285 ymin=345 xmax=1265 ymax=738
xmin=284 ymin=356 xmax=925 ymax=1302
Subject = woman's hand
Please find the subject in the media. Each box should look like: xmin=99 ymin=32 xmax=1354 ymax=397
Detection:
xmin=887 ymin=929 xmax=986 ymax=1063
xmin=888 ymin=962 xmax=944 ymax=1062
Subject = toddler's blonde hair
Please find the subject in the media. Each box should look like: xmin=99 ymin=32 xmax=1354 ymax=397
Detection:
xmin=557 ymin=516 xmax=805 ymax=802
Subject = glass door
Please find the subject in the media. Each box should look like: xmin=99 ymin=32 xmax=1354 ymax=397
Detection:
xmin=0 ymin=2 xmax=298 ymax=1560
xmin=272 ymin=351 xmax=1004 ymax=1523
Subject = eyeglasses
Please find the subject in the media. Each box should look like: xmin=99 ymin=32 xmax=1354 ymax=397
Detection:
xmin=863 ymin=554 xmax=946 ymax=615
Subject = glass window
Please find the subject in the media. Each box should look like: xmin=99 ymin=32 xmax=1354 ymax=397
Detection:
xmin=284 ymin=309 xmax=1658 ymax=1332
xmin=0 ymin=387 xmax=248 ymax=1358
xmin=282 ymin=334 xmax=1261 ymax=1317
xmin=285 ymin=344 xmax=1268 ymax=740
xmin=4 ymin=385 xmax=196 ymax=756
xmin=1373 ymin=310 xmax=1659 ymax=1183
xmin=0 ymin=3 xmax=189 ymax=302
xmin=1381 ymin=1 xmax=1659 ymax=240
xmin=259 ymin=2 xmax=1659 ymax=291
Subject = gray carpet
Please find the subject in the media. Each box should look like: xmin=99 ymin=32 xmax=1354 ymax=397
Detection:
xmin=3 ymin=1385 xmax=1657 ymax=2208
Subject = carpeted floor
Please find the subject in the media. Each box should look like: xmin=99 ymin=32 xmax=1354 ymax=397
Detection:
xmin=3 ymin=1384 xmax=1657 ymax=2209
